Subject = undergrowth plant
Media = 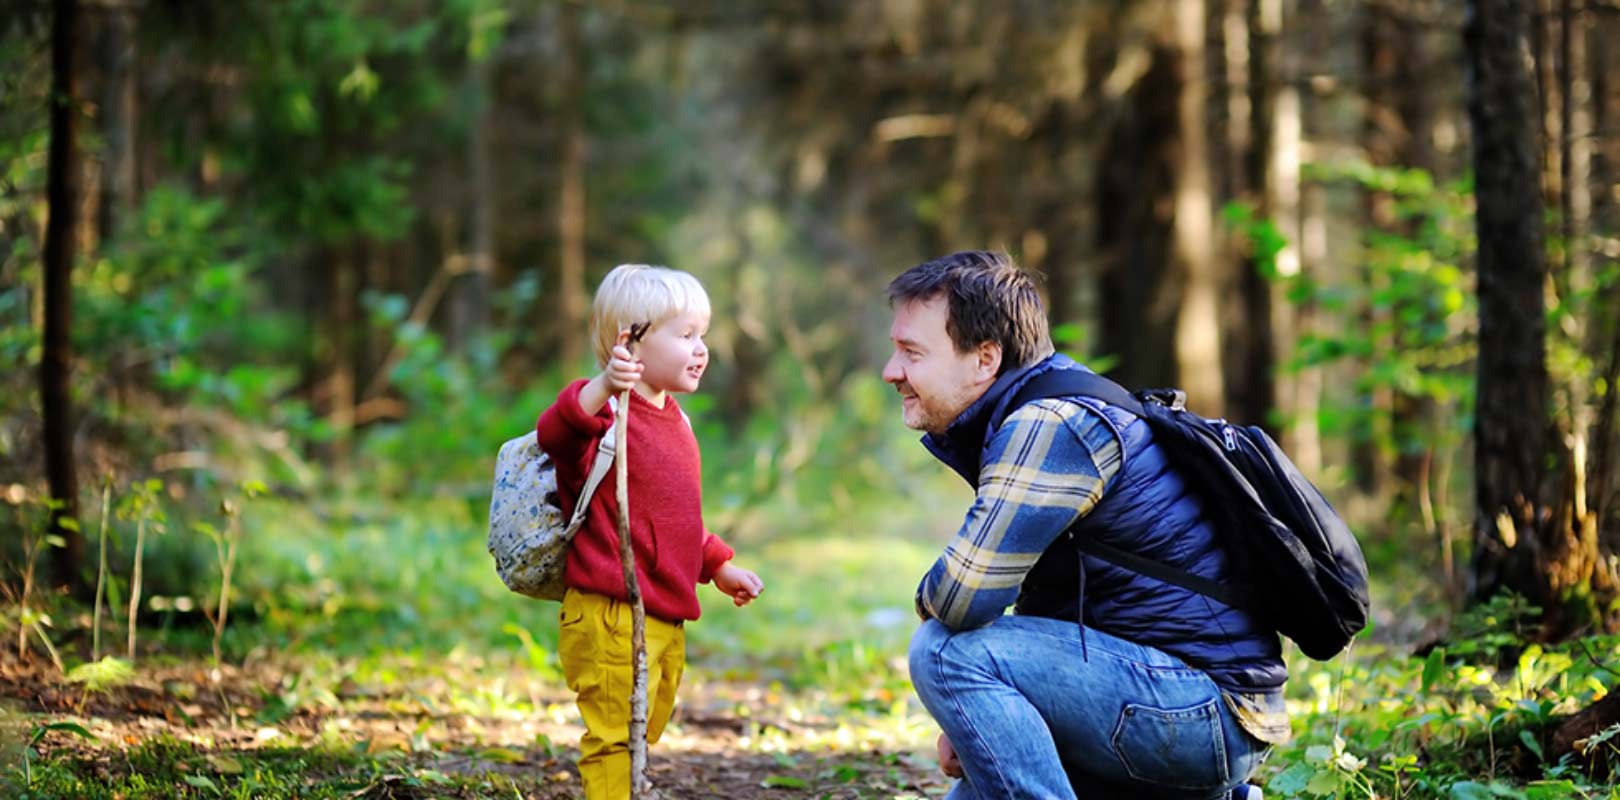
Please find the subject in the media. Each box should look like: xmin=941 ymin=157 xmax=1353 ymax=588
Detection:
xmin=116 ymin=479 xmax=166 ymax=663
xmin=1265 ymin=595 xmax=1620 ymax=798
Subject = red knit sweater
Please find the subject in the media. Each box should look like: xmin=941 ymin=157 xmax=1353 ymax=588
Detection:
xmin=535 ymin=379 xmax=734 ymax=622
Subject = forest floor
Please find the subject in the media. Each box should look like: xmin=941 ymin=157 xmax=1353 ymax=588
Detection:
xmin=0 ymin=649 xmax=949 ymax=799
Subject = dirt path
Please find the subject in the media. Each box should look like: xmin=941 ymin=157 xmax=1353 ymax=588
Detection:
xmin=0 ymin=655 xmax=950 ymax=799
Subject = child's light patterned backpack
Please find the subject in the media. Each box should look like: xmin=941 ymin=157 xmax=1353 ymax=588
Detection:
xmin=486 ymin=425 xmax=616 ymax=600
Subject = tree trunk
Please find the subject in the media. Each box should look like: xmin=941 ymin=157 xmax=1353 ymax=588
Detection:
xmin=1550 ymin=689 xmax=1620 ymax=776
xmin=43 ymin=0 xmax=86 ymax=594
xmin=326 ymin=247 xmax=356 ymax=468
xmin=557 ymin=3 xmax=589 ymax=368
xmin=1559 ymin=0 xmax=1596 ymax=517
xmin=1559 ymin=0 xmax=1590 ymax=293
xmin=1171 ymin=0 xmax=1225 ymax=417
xmin=1590 ymin=12 xmax=1620 ymax=549
xmin=1364 ymin=0 xmax=1440 ymax=539
xmin=1096 ymin=43 xmax=1181 ymax=394
xmin=95 ymin=0 xmax=137 ymax=245
xmin=1534 ymin=0 xmax=1565 ymax=277
xmin=1466 ymin=0 xmax=1548 ymax=602
xmin=1257 ymin=0 xmax=1315 ymax=471
xmin=451 ymin=45 xmax=494 ymax=351
xmin=1230 ymin=0 xmax=1278 ymax=434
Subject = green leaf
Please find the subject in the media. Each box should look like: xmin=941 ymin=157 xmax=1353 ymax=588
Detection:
xmin=65 ymin=657 xmax=136 ymax=693
xmin=1304 ymin=744 xmax=1334 ymax=764
xmin=761 ymin=775 xmax=810 ymax=789
xmin=183 ymin=774 xmax=220 ymax=791
xmin=206 ymin=754 xmax=244 ymax=774
xmin=1422 ymin=646 xmax=1447 ymax=693
xmin=1525 ymin=781 xmax=1579 ymax=800
xmin=1520 ymin=729 xmax=1545 ymax=761
xmin=1305 ymin=770 xmax=1340 ymax=796
xmin=1451 ymin=782 xmax=1495 ymax=800
xmin=30 ymin=721 xmax=96 ymax=746
xmin=478 ymin=747 xmax=525 ymax=764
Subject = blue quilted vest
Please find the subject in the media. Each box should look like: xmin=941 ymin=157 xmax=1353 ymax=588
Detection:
xmin=923 ymin=354 xmax=1287 ymax=693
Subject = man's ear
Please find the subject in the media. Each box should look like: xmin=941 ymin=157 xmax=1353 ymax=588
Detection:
xmin=975 ymin=341 xmax=1002 ymax=383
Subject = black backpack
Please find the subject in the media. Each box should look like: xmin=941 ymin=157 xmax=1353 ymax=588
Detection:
xmin=997 ymin=369 xmax=1371 ymax=660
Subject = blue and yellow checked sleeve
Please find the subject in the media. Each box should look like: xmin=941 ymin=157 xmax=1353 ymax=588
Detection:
xmin=917 ymin=398 xmax=1124 ymax=630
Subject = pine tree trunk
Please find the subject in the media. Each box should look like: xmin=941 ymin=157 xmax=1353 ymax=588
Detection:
xmin=1559 ymin=0 xmax=1596 ymax=513
xmin=1364 ymin=0 xmax=1444 ymax=556
xmin=451 ymin=46 xmax=494 ymax=351
xmin=326 ymin=248 xmax=356 ymax=468
xmin=1256 ymin=0 xmax=1316 ymax=472
xmin=1465 ymin=0 xmax=1557 ymax=611
xmin=95 ymin=0 xmax=137 ymax=245
xmin=1231 ymin=0 xmax=1278 ymax=434
xmin=557 ymin=3 xmax=588 ymax=369
xmin=1589 ymin=11 xmax=1620 ymax=548
xmin=44 ymin=0 xmax=86 ymax=594
xmin=1171 ymin=0 xmax=1225 ymax=417
xmin=1096 ymin=44 xmax=1181 ymax=394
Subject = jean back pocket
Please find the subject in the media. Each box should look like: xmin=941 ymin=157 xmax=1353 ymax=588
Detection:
xmin=1110 ymin=698 xmax=1230 ymax=791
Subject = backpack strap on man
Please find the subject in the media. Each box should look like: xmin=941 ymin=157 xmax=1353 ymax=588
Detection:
xmin=995 ymin=368 xmax=1264 ymax=616
xmin=999 ymin=370 xmax=1142 ymax=428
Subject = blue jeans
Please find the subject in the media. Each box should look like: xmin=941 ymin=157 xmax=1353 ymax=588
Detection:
xmin=909 ymin=616 xmax=1270 ymax=799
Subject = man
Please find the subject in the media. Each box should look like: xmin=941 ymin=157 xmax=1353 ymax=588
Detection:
xmin=884 ymin=251 xmax=1286 ymax=799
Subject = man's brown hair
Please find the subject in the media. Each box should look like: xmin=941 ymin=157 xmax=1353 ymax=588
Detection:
xmin=887 ymin=251 xmax=1054 ymax=375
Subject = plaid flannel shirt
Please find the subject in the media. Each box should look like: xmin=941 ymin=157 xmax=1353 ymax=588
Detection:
xmin=917 ymin=398 xmax=1123 ymax=630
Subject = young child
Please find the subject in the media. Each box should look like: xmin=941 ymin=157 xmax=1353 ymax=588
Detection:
xmin=536 ymin=263 xmax=763 ymax=799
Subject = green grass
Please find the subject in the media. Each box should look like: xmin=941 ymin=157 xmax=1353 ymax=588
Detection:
xmin=11 ymin=428 xmax=1620 ymax=798
xmin=6 ymin=733 xmax=561 ymax=799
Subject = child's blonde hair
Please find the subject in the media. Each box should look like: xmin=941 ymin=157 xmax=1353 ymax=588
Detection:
xmin=590 ymin=264 xmax=711 ymax=367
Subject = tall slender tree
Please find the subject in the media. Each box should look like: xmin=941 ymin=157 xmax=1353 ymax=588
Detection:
xmin=1466 ymin=0 xmax=1550 ymax=605
xmin=556 ymin=2 xmax=588 ymax=369
xmin=1171 ymin=0 xmax=1225 ymax=416
xmin=95 ymin=0 xmax=137 ymax=245
xmin=43 ymin=0 xmax=86 ymax=592
xmin=1465 ymin=0 xmax=1617 ymax=632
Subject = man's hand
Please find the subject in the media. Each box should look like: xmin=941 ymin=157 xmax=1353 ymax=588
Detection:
xmin=937 ymin=732 xmax=963 ymax=778
xmin=713 ymin=563 xmax=763 ymax=607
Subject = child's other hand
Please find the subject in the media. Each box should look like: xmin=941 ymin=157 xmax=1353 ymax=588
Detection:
xmin=713 ymin=563 xmax=763 ymax=607
xmin=602 ymin=330 xmax=643 ymax=392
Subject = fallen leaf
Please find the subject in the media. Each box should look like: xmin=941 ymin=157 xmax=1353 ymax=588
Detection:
xmin=479 ymin=747 xmax=525 ymax=764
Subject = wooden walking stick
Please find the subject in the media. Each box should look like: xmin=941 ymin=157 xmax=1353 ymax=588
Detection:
xmin=614 ymin=323 xmax=655 ymax=798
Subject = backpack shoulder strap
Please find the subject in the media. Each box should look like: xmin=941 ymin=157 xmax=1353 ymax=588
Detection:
xmin=567 ymin=391 xmax=688 ymax=532
xmin=996 ymin=369 xmax=1143 ymax=431
xmin=999 ymin=369 xmax=1265 ymax=616
xmin=566 ymin=421 xmax=619 ymax=532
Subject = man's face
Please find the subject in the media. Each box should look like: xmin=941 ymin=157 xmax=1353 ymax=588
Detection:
xmin=882 ymin=296 xmax=999 ymax=434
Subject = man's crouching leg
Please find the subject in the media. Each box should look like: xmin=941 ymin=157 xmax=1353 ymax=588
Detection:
xmin=908 ymin=618 xmax=1079 ymax=800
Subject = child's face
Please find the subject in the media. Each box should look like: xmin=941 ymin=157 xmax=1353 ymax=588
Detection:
xmin=636 ymin=310 xmax=710 ymax=395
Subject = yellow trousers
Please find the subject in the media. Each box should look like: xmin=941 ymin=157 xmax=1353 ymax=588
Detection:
xmin=558 ymin=588 xmax=686 ymax=800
